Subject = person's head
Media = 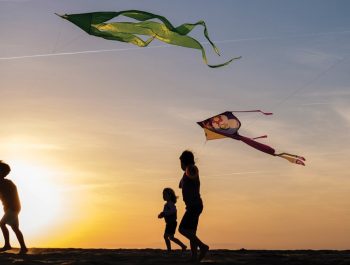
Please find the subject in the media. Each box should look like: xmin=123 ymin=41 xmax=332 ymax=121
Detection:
xmin=163 ymin=188 xmax=177 ymax=203
xmin=0 ymin=161 xmax=11 ymax=179
xmin=179 ymin=150 xmax=195 ymax=171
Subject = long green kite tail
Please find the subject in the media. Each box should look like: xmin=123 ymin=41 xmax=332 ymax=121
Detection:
xmin=57 ymin=10 xmax=241 ymax=68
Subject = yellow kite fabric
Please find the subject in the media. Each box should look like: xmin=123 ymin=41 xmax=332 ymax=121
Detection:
xmin=57 ymin=10 xmax=241 ymax=68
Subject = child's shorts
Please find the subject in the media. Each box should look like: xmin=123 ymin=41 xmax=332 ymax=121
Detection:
xmin=0 ymin=210 xmax=19 ymax=227
xmin=165 ymin=221 xmax=177 ymax=235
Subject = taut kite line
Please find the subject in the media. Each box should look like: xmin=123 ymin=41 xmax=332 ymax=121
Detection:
xmin=197 ymin=111 xmax=306 ymax=165
xmin=56 ymin=10 xmax=241 ymax=68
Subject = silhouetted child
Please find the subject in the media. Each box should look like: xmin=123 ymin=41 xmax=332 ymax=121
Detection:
xmin=158 ymin=188 xmax=187 ymax=252
xmin=0 ymin=161 xmax=27 ymax=254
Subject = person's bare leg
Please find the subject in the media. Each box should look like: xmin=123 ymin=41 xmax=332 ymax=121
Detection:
xmin=0 ymin=224 xmax=11 ymax=251
xmin=180 ymin=228 xmax=208 ymax=261
xmin=169 ymin=235 xmax=187 ymax=251
xmin=164 ymin=234 xmax=171 ymax=251
xmin=11 ymin=226 xmax=27 ymax=254
xmin=189 ymin=240 xmax=198 ymax=261
xmin=180 ymin=228 xmax=198 ymax=261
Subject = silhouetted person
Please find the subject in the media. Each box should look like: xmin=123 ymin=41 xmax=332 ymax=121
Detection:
xmin=0 ymin=161 xmax=27 ymax=254
xmin=178 ymin=151 xmax=209 ymax=262
xmin=158 ymin=188 xmax=187 ymax=252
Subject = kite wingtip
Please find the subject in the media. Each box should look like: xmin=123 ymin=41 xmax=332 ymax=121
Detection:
xmin=55 ymin=13 xmax=68 ymax=19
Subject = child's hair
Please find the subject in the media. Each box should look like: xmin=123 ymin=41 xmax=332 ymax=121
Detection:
xmin=179 ymin=150 xmax=195 ymax=167
xmin=0 ymin=161 xmax=11 ymax=178
xmin=163 ymin=188 xmax=177 ymax=204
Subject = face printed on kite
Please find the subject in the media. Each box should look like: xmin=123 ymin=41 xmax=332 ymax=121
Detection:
xmin=210 ymin=114 xmax=240 ymax=135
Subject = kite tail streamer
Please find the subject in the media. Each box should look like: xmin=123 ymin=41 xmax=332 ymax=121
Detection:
xmin=238 ymin=136 xmax=306 ymax=166
xmin=207 ymin=56 xmax=242 ymax=68
xmin=119 ymin=13 xmax=219 ymax=56
xmin=175 ymin=21 xmax=220 ymax=55
xmin=120 ymin=10 xmax=177 ymax=30
xmin=276 ymin=153 xmax=306 ymax=166
xmin=236 ymin=134 xmax=276 ymax=156
xmin=230 ymin=110 xmax=273 ymax=115
xmin=173 ymin=20 xmax=242 ymax=66
xmin=252 ymin=135 xmax=268 ymax=140
xmin=277 ymin=153 xmax=306 ymax=161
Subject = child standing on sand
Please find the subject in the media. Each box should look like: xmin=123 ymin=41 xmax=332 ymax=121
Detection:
xmin=0 ymin=161 xmax=28 ymax=254
xmin=158 ymin=188 xmax=187 ymax=252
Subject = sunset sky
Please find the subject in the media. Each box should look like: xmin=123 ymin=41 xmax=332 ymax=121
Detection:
xmin=1 ymin=0 xmax=350 ymax=249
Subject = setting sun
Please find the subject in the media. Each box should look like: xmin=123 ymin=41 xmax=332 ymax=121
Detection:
xmin=7 ymin=160 xmax=62 ymax=238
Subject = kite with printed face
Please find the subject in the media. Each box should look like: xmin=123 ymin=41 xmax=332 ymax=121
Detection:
xmin=197 ymin=111 xmax=306 ymax=165
xmin=56 ymin=10 xmax=241 ymax=68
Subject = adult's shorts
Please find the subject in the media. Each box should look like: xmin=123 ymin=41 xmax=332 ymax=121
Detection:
xmin=0 ymin=210 xmax=19 ymax=227
xmin=179 ymin=204 xmax=203 ymax=231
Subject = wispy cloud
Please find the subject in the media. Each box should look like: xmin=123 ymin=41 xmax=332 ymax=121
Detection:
xmin=301 ymin=102 xmax=330 ymax=106
xmin=305 ymin=89 xmax=350 ymax=98
xmin=166 ymin=107 xmax=214 ymax=122
xmin=203 ymin=171 xmax=268 ymax=179
xmin=0 ymin=142 xmax=62 ymax=150
xmin=60 ymin=183 xmax=115 ymax=192
xmin=288 ymin=49 xmax=341 ymax=70
xmin=333 ymin=105 xmax=350 ymax=125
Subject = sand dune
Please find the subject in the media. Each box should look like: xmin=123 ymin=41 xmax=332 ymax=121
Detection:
xmin=0 ymin=248 xmax=349 ymax=264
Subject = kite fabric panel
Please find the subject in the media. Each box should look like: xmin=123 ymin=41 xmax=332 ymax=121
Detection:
xmin=56 ymin=10 xmax=241 ymax=68
xmin=197 ymin=111 xmax=306 ymax=166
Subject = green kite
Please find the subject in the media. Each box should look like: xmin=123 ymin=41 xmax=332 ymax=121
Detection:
xmin=57 ymin=10 xmax=241 ymax=68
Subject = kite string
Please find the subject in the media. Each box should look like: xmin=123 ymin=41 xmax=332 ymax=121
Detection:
xmin=238 ymin=54 xmax=349 ymax=157
xmin=245 ymin=54 xmax=348 ymax=129
xmin=193 ymin=29 xmax=347 ymax=161
xmin=272 ymin=55 xmax=348 ymax=110
xmin=51 ymin=14 xmax=86 ymax=55
xmin=230 ymin=54 xmax=347 ymax=162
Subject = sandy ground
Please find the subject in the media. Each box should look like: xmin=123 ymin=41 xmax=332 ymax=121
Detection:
xmin=0 ymin=248 xmax=350 ymax=265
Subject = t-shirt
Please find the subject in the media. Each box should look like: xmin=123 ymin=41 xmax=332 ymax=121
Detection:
xmin=0 ymin=179 xmax=21 ymax=212
xmin=179 ymin=172 xmax=202 ymax=208
xmin=162 ymin=201 xmax=177 ymax=223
